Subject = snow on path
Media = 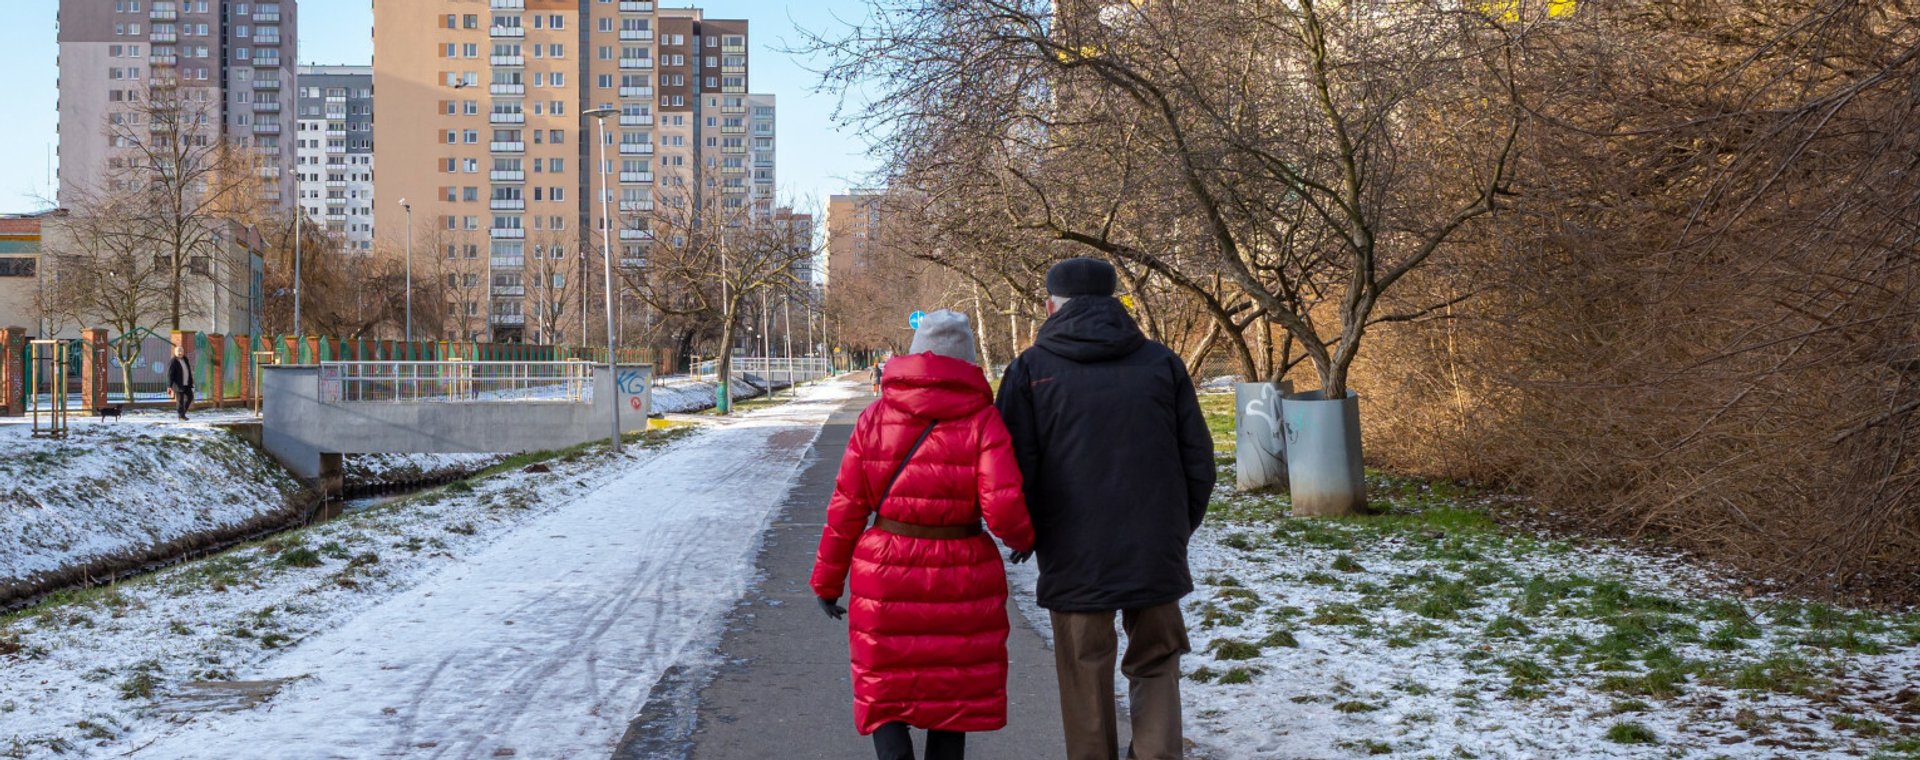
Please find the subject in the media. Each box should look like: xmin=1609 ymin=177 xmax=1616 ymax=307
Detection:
xmin=129 ymin=382 xmax=862 ymax=760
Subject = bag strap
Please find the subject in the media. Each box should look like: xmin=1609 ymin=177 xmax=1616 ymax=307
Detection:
xmin=875 ymin=419 xmax=938 ymax=512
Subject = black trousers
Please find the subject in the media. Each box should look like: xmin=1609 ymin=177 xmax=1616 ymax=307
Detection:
xmin=173 ymin=388 xmax=194 ymax=419
xmin=872 ymin=722 xmax=965 ymax=760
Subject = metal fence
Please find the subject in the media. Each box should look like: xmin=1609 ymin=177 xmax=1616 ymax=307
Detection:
xmin=691 ymin=357 xmax=834 ymax=386
xmin=319 ymin=361 xmax=595 ymax=404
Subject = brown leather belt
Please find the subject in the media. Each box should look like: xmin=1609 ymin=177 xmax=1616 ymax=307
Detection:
xmin=873 ymin=516 xmax=983 ymax=539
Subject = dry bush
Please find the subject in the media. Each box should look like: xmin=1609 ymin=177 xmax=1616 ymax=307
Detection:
xmin=1354 ymin=0 xmax=1920 ymax=603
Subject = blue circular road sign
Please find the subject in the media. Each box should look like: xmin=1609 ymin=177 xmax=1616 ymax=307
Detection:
xmin=909 ymin=310 xmax=927 ymax=329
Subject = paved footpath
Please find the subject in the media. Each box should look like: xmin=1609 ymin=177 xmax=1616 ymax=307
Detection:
xmin=616 ymin=391 xmax=1069 ymax=759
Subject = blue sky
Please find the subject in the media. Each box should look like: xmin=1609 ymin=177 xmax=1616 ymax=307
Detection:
xmin=0 ymin=0 xmax=882 ymax=213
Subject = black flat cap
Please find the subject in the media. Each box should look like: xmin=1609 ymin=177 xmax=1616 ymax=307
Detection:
xmin=1046 ymin=257 xmax=1118 ymax=298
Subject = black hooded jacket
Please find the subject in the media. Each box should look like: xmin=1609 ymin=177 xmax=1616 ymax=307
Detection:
xmin=995 ymin=296 xmax=1215 ymax=612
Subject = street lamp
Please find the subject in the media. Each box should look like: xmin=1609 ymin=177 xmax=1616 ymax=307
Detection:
xmin=291 ymin=210 xmax=302 ymax=338
xmin=399 ymin=198 xmax=413 ymax=344
xmin=583 ymin=106 xmax=620 ymax=453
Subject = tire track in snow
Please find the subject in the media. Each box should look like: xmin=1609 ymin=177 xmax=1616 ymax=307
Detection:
xmin=128 ymin=388 xmax=856 ymax=760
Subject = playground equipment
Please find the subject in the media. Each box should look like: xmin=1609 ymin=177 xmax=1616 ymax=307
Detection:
xmin=29 ymin=339 xmax=71 ymax=439
xmin=253 ymin=350 xmax=279 ymax=416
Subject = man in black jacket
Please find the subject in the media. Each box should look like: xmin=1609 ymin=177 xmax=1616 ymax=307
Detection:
xmin=165 ymin=345 xmax=195 ymax=421
xmin=996 ymin=258 xmax=1215 ymax=760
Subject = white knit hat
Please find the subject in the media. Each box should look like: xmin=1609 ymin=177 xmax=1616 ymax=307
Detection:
xmin=908 ymin=310 xmax=978 ymax=365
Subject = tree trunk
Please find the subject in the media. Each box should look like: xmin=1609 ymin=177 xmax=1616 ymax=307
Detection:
xmin=716 ymin=298 xmax=739 ymax=414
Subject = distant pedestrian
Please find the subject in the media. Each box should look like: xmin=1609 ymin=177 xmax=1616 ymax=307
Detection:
xmin=812 ymin=310 xmax=1036 ymax=760
xmin=996 ymin=258 xmax=1216 ymax=760
xmin=166 ymin=345 xmax=195 ymax=422
xmin=871 ymin=356 xmax=886 ymax=395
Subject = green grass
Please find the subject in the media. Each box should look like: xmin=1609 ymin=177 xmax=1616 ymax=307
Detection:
xmin=1605 ymin=722 xmax=1658 ymax=744
xmin=1209 ymin=639 xmax=1262 ymax=660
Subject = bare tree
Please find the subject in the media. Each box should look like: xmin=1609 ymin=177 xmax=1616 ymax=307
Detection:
xmin=102 ymin=79 xmax=275 ymax=331
xmin=38 ymin=203 xmax=171 ymax=402
xmin=812 ymin=0 xmax=1524 ymax=397
xmin=620 ymin=190 xmax=818 ymax=411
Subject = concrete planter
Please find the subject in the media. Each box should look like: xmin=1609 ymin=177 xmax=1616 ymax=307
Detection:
xmin=1235 ymin=381 xmax=1290 ymax=491
xmin=1281 ymin=390 xmax=1367 ymax=516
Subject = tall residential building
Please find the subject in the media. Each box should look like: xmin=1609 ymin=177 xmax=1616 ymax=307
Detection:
xmin=57 ymin=0 xmax=300 ymax=209
xmin=372 ymin=0 xmax=773 ymax=344
xmin=747 ymin=93 xmax=776 ymax=217
xmin=824 ymin=190 xmax=886 ymax=292
xmin=295 ymin=65 xmax=375 ymax=252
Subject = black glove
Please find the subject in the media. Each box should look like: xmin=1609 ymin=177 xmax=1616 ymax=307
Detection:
xmin=1008 ymin=549 xmax=1034 ymax=565
xmin=817 ymin=597 xmax=847 ymax=620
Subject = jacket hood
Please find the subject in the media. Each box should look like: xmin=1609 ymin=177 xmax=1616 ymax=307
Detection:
xmin=880 ymin=352 xmax=993 ymax=420
xmin=1035 ymin=296 xmax=1147 ymax=362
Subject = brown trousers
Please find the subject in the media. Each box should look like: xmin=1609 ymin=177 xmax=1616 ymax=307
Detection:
xmin=1050 ymin=603 xmax=1191 ymax=760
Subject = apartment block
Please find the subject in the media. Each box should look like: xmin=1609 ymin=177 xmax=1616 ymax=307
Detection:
xmin=373 ymin=0 xmax=771 ymax=344
xmin=825 ymin=190 xmax=887 ymax=292
xmin=295 ymin=65 xmax=375 ymax=252
xmin=57 ymin=0 xmax=300 ymax=209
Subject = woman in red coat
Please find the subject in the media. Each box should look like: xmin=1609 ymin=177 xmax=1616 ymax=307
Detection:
xmin=812 ymin=310 xmax=1036 ymax=760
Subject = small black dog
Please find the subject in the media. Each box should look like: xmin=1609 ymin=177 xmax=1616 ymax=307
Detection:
xmin=94 ymin=405 xmax=124 ymax=420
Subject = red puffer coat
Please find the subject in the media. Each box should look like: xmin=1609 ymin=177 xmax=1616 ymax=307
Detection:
xmin=810 ymin=352 xmax=1037 ymax=735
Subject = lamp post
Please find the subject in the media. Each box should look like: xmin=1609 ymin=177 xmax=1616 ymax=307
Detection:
xmin=399 ymin=198 xmax=413 ymax=344
xmin=583 ymin=107 xmax=620 ymax=453
xmin=292 ymin=211 xmax=302 ymax=337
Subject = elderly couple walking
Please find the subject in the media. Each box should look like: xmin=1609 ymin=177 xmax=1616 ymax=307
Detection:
xmin=811 ymin=258 xmax=1218 ymax=760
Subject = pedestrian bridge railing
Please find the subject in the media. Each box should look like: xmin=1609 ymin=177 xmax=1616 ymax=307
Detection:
xmin=691 ymin=357 xmax=833 ymax=385
xmin=320 ymin=361 xmax=595 ymax=404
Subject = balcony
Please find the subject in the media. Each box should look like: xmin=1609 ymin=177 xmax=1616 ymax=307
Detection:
xmin=720 ymin=164 xmax=745 ymax=174
xmin=619 ymin=228 xmax=653 ymax=241
xmin=253 ymin=101 xmax=282 ymax=113
xmin=253 ymin=77 xmax=281 ymax=89
xmin=489 ymin=141 xmax=525 ymax=153
xmin=151 ymin=31 xmax=177 ymax=43
xmin=255 ymin=11 xmax=281 ymax=22
xmin=619 ymin=172 xmax=654 ymax=184
xmin=490 ymin=314 xmax=526 ymax=326
xmin=722 ymin=63 xmax=745 ymax=75
xmin=619 ymin=58 xmax=653 ymax=70
xmin=619 ymin=1 xmax=653 ymax=12
xmin=325 ymin=142 xmax=347 ymax=154
xmin=490 ymin=257 xmax=525 ymax=269
xmin=490 ymin=198 xmax=526 ymax=211
xmin=150 ymin=55 xmax=178 ymax=66
xmin=325 ymin=128 xmax=347 ymax=139
xmin=621 ymin=200 xmax=654 ymax=213
xmin=722 ymin=185 xmax=747 ymax=194
xmin=254 ymin=35 xmax=282 ymax=46
xmin=257 ymin=166 xmax=282 ymax=178
xmin=721 ymin=144 xmax=746 ymax=154
xmin=490 ymin=0 xmax=525 ymax=8
xmin=720 ymin=103 xmax=746 ymax=114
xmin=618 ymin=86 xmax=653 ymax=99
xmin=490 ymin=83 xmax=525 ymax=96
xmin=151 ymin=9 xmax=177 ymax=20
xmin=618 ymin=143 xmax=655 ymax=156
xmin=619 ymin=30 xmax=655 ymax=42
xmin=253 ymin=56 xmax=282 ymax=67
xmin=619 ymin=114 xmax=653 ymax=127
xmin=491 ymin=285 xmax=526 ymax=297
xmin=723 ymin=43 xmax=746 ymax=54
xmin=326 ymin=180 xmax=347 ymax=189
xmin=326 ymin=196 xmax=347 ymax=206
xmin=490 ymin=170 xmax=526 ymax=182
xmin=490 ymin=228 xmax=526 ymax=240
xmin=720 ymin=124 xmax=745 ymax=134
xmin=490 ymin=26 xmax=525 ymax=38
xmin=490 ymin=55 xmax=525 ymax=67
xmin=489 ymin=112 xmax=526 ymax=125
xmin=253 ymin=122 xmax=283 ymax=134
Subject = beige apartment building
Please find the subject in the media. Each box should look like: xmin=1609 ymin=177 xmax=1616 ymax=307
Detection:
xmin=372 ymin=0 xmax=770 ymax=344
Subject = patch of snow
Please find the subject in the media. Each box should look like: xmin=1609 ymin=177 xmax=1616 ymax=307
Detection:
xmin=0 ymin=381 xmax=861 ymax=758
xmin=0 ymin=420 xmax=302 ymax=592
